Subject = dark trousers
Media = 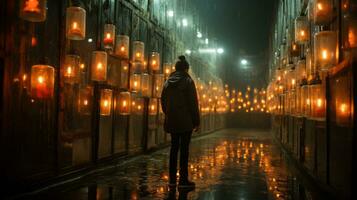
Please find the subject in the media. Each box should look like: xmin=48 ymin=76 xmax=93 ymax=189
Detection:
xmin=169 ymin=132 xmax=192 ymax=182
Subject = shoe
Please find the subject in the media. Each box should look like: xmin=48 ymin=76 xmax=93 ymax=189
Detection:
xmin=178 ymin=180 xmax=195 ymax=189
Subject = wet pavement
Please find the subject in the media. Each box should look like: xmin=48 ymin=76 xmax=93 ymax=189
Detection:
xmin=27 ymin=129 xmax=316 ymax=200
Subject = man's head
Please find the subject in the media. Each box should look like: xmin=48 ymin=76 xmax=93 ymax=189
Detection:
xmin=175 ymin=55 xmax=190 ymax=72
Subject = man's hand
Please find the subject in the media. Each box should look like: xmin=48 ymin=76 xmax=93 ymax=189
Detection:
xmin=193 ymin=126 xmax=200 ymax=133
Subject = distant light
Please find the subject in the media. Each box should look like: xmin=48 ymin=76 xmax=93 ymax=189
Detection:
xmin=167 ymin=10 xmax=174 ymax=17
xmin=198 ymin=48 xmax=217 ymax=54
xmin=217 ymin=48 xmax=224 ymax=54
xmin=241 ymin=59 xmax=248 ymax=65
xmin=185 ymin=49 xmax=192 ymax=55
xmin=88 ymin=38 xmax=93 ymax=43
xmin=197 ymin=31 xmax=202 ymax=38
xmin=182 ymin=19 xmax=188 ymax=27
xmin=205 ymin=38 xmax=209 ymax=44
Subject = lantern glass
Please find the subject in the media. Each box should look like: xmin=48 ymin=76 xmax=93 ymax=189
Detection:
xmin=296 ymin=59 xmax=307 ymax=84
xmin=164 ymin=63 xmax=172 ymax=78
xmin=19 ymin=0 xmax=47 ymax=22
xmin=289 ymin=42 xmax=300 ymax=57
xmin=118 ymin=92 xmax=131 ymax=115
xmin=295 ymin=86 xmax=302 ymax=116
xmin=131 ymin=96 xmax=144 ymax=114
xmin=115 ymin=35 xmax=130 ymax=59
xmin=132 ymin=41 xmax=145 ymax=62
xmin=345 ymin=17 xmax=357 ymax=49
xmin=310 ymin=84 xmax=326 ymax=119
xmin=63 ymin=54 xmax=80 ymax=84
xmin=295 ymin=16 xmax=310 ymax=43
xmin=120 ymin=60 xmax=129 ymax=89
xmin=130 ymin=74 xmax=141 ymax=93
xmin=78 ymin=87 xmax=92 ymax=115
xmin=141 ymin=73 xmax=152 ymax=97
xmin=335 ymin=76 xmax=352 ymax=126
xmin=301 ymin=85 xmax=311 ymax=117
xmin=287 ymin=69 xmax=296 ymax=91
xmin=131 ymin=62 xmax=144 ymax=74
xmin=91 ymin=51 xmax=107 ymax=81
xmin=31 ymin=65 xmax=55 ymax=99
xmin=306 ymin=48 xmax=314 ymax=82
xmin=312 ymin=0 xmax=333 ymax=25
xmin=149 ymin=98 xmax=158 ymax=115
xmin=150 ymin=52 xmax=160 ymax=71
xmin=66 ymin=7 xmax=86 ymax=40
xmin=153 ymin=74 xmax=164 ymax=98
xmin=103 ymin=24 xmax=115 ymax=49
xmin=314 ymin=31 xmax=338 ymax=71
xmin=100 ymin=89 xmax=112 ymax=116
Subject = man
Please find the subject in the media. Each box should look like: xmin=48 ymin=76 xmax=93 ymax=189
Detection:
xmin=161 ymin=55 xmax=200 ymax=188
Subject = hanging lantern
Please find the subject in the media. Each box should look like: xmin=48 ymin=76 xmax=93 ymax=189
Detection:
xmin=312 ymin=0 xmax=333 ymax=25
xmin=345 ymin=17 xmax=357 ymax=49
xmin=120 ymin=60 xmax=129 ymax=89
xmin=141 ymin=73 xmax=152 ymax=97
xmin=63 ymin=54 xmax=80 ymax=84
xmin=310 ymin=83 xmax=326 ymax=119
xmin=295 ymin=16 xmax=310 ymax=43
xmin=78 ymin=87 xmax=92 ymax=115
xmin=131 ymin=96 xmax=144 ymax=114
xmin=314 ymin=31 xmax=338 ymax=71
xmin=132 ymin=41 xmax=145 ymax=62
xmin=19 ymin=0 xmax=47 ymax=22
xmin=118 ymin=92 xmax=131 ymax=115
xmin=66 ymin=7 xmax=86 ymax=40
xmin=335 ymin=76 xmax=351 ymax=126
xmin=150 ymin=52 xmax=160 ymax=71
xmin=289 ymin=42 xmax=300 ymax=57
xmin=164 ymin=63 xmax=172 ymax=78
xmin=149 ymin=98 xmax=158 ymax=115
xmin=287 ymin=68 xmax=296 ymax=91
xmin=296 ymin=59 xmax=307 ymax=85
xmin=100 ymin=89 xmax=112 ymax=116
xmin=103 ymin=24 xmax=115 ymax=49
xmin=91 ymin=51 xmax=107 ymax=81
xmin=153 ymin=74 xmax=164 ymax=98
xmin=115 ymin=35 xmax=130 ymax=59
xmin=301 ymin=85 xmax=311 ymax=117
xmin=130 ymin=74 xmax=141 ymax=92
xmin=31 ymin=65 xmax=55 ymax=99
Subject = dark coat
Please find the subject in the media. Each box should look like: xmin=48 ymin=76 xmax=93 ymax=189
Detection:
xmin=161 ymin=71 xmax=200 ymax=133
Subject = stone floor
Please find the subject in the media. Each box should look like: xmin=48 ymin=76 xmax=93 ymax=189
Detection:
xmin=27 ymin=129 xmax=317 ymax=200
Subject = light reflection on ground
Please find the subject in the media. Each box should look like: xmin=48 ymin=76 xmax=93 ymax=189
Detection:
xmin=30 ymin=129 xmax=313 ymax=200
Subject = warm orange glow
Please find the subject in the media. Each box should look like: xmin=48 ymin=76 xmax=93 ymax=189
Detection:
xmin=106 ymin=33 xmax=111 ymax=39
xmin=340 ymin=103 xmax=347 ymax=113
xmin=103 ymin=100 xmax=109 ymax=107
xmin=123 ymin=100 xmax=127 ymax=107
xmin=317 ymin=3 xmax=323 ymax=11
xmin=317 ymin=98 xmax=323 ymax=108
xmin=23 ymin=74 xmax=27 ymax=81
xmin=66 ymin=66 xmax=72 ymax=76
xmin=31 ymin=36 xmax=37 ymax=47
xmin=300 ymin=30 xmax=305 ymax=36
xmin=37 ymin=76 xmax=44 ymax=84
xmin=348 ymin=28 xmax=356 ymax=47
xmin=24 ymin=0 xmax=40 ymax=12
xmin=80 ymin=63 xmax=85 ymax=69
xmin=136 ymin=52 xmax=141 ymax=58
xmin=322 ymin=49 xmax=328 ymax=59
xmin=72 ymin=22 xmax=78 ymax=29
xmin=120 ymin=46 xmax=125 ymax=52
xmin=97 ymin=62 xmax=103 ymax=70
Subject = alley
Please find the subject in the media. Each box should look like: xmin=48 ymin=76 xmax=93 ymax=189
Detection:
xmin=28 ymin=129 xmax=318 ymax=200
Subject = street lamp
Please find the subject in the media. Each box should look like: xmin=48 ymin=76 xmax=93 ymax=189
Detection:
xmin=217 ymin=48 xmax=224 ymax=54
xmin=241 ymin=59 xmax=248 ymax=65
xmin=197 ymin=31 xmax=202 ymax=38
xmin=167 ymin=10 xmax=174 ymax=17
xmin=182 ymin=18 xmax=188 ymax=27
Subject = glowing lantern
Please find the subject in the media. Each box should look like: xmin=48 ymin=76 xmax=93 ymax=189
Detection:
xmin=115 ymin=35 xmax=130 ymax=59
xmin=31 ymin=65 xmax=55 ymax=99
xmin=141 ymin=73 xmax=152 ymax=97
xmin=78 ymin=87 xmax=92 ymax=115
xmin=345 ymin=17 xmax=357 ymax=48
xmin=120 ymin=60 xmax=129 ymax=89
xmin=100 ymin=89 xmax=112 ymax=116
xmin=132 ymin=41 xmax=145 ymax=62
xmin=310 ymin=83 xmax=325 ymax=119
xmin=164 ymin=63 xmax=172 ymax=78
xmin=287 ymin=68 xmax=296 ymax=91
xmin=306 ymin=48 xmax=314 ymax=82
xmin=149 ymin=98 xmax=158 ymax=115
xmin=296 ymin=59 xmax=307 ymax=85
xmin=131 ymin=62 xmax=144 ymax=74
xmin=314 ymin=31 xmax=338 ymax=71
xmin=63 ymin=54 xmax=80 ymax=84
xmin=91 ymin=51 xmax=107 ymax=81
xmin=295 ymin=16 xmax=310 ymax=43
xmin=312 ymin=0 xmax=333 ymax=25
xmin=130 ymin=74 xmax=141 ymax=92
xmin=118 ymin=92 xmax=131 ymax=115
xmin=153 ymin=74 xmax=164 ymax=98
xmin=335 ymin=76 xmax=351 ymax=126
xmin=19 ymin=0 xmax=47 ymax=22
xmin=150 ymin=52 xmax=160 ymax=71
xmin=301 ymin=85 xmax=310 ymax=117
xmin=66 ymin=7 xmax=86 ymax=40
xmin=289 ymin=42 xmax=300 ymax=57
xmin=103 ymin=24 xmax=115 ymax=49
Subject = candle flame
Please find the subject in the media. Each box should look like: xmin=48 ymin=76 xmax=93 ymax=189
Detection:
xmin=120 ymin=46 xmax=125 ymax=52
xmin=80 ymin=63 xmax=85 ymax=69
xmin=134 ymin=81 xmax=138 ymax=87
xmin=106 ymin=33 xmax=111 ymax=39
xmin=23 ymin=74 xmax=27 ymax=81
xmin=340 ymin=103 xmax=347 ymax=113
xmin=322 ymin=49 xmax=328 ymax=60
xmin=138 ymin=105 xmax=142 ymax=110
xmin=152 ymin=60 xmax=157 ymax=66
xmin=38 ymin=76 xmax=44 ymax=84
xmin=83 ymin=100 xmax=88 ymax=106
xmin=103 ymin=100 xmax=109 ymax=107
xmin=72 ymin=22 xmax=78 ymax=29
xmin=123 ymin=100 xmax=127 ymax=107
xmin=123 ymin=66 xmax=128 ymax=71
xmin=317 ymin=98 xmax=323 ymax=107
xmin=24 ymin=0 xmax=40 ymax=12
xmin=136 ymin=52 xmax=141 ymax=58
xmin=317 ymin=3 xmax=323 ymax=11
xmin=300 ymin=30 xmax=305 ymax=36
xmin=165 ymin=69 xmax=170 ymax=74
xmin=97 ymin=62 xmax=103 ymax=70
xmin=66 ymin=66 xmax=72 ymax=75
